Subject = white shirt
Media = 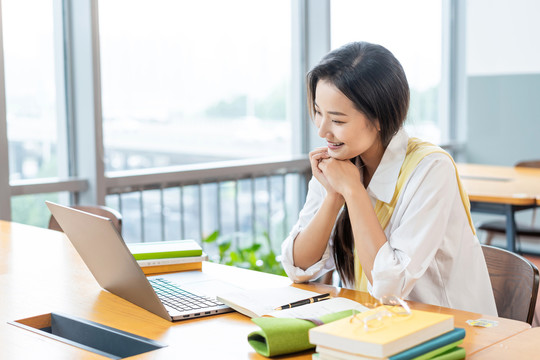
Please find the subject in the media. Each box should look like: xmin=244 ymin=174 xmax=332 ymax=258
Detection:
xmin=281 ymin=129 xmax=497 ymax=316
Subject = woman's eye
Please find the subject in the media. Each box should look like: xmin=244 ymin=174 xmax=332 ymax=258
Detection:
xmin=332 ymin=120 xmax=344 ymax=124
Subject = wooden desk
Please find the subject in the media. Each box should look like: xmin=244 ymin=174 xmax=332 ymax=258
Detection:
xmin=0 ymin=221 xmax=532 ymax=359
xmin=457 ymin=163 xmax=540 ymax=252
xmin=467 ymin=327 xmax=540 ymax=359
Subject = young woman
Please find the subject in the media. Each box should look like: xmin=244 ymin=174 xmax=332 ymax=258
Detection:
xmin=281 ymin=42 xmax=497 ymax=315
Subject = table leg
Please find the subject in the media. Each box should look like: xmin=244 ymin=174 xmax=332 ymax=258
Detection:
xmin=504 ymin=205 xmax=518 ymax=253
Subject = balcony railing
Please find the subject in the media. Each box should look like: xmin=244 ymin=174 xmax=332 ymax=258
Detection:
xmin=104 ymin=156 xmax=311 ymax=253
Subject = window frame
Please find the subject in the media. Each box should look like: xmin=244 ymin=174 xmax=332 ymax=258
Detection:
xmin=0 ymin=0 xmax=460 ymax=224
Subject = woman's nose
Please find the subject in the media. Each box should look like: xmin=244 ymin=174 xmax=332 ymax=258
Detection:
xmin=318 ymin=116 xmax=330 ymax=138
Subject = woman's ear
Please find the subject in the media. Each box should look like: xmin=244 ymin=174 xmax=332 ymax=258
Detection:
xmin=374 ymin=119 xmax=381 ymax=132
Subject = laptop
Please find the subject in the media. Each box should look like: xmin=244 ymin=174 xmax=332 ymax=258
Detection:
xmin=45 ymin=201 xmax=240 ymax=321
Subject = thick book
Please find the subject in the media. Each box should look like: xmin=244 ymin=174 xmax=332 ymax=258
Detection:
xmin=309 ymin=307 xmax=454 ymax=359
xmin=139 ymin=261 xmax=202 ymax=275
xmin=316 ymin=346 xmax=465 ymax=360
xmin=217 ymin=286 xmax=368 ymax=319
xmin=315 ymin=328 xmax=465 ymax=360
xmin=137 ymin=253 xmax=207 ymax=275
xmin=127 ymin=239 xmax=203 ymax=260
xmin=140 ymin=262 xmax=202 ymax=275
xmin=136 ymin=253 xmax=208 ymax=267
xmin=421 ymin=347 xmax=465 ymax=360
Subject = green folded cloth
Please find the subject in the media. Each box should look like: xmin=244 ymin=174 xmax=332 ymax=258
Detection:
xmin=247 ymin=310 xmax=354 ymax=357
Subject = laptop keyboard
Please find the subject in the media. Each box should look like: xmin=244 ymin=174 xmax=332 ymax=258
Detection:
xmin=149 ymin=278 xmax=224 ymax=313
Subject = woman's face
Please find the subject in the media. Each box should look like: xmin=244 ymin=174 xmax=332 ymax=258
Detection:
xmin=314 ymin=80 xmax=382 ymax=161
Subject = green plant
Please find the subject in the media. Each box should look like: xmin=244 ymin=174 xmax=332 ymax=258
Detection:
xmin=202 ymin=230 xmax=286 ymax=276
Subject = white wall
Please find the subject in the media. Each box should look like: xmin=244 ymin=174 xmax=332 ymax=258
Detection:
xmin=465 ymin=0 xmax=540 ymax=166
xmin=467 ymin=0 xmax=540 ymax=76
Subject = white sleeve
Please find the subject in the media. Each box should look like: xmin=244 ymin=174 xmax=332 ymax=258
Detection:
xmin=369 ymin=154 xmax=458 ymax=299
xmin=280 ymin=177 xmax=336 ymax=283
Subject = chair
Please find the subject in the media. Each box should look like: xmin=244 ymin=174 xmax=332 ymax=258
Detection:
xmin=478 ymin=160 xmax=540 ymax=250
xmin=315 ymin=270 xmax=335 ymax=285
xmin=482 ymin=244 xmax=539 ymax=324
xmin=48 ymin=205 xmax=123 ymax=235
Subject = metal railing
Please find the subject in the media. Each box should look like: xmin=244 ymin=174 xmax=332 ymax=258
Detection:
xmin=104 ymin=156 xmax=311 ymax=249
xmin=7 ymin=141 xmax=465 ymax=248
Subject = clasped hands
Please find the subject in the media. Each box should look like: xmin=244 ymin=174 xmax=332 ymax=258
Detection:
xmin=309 ymin=147 xmax=364 ymax=199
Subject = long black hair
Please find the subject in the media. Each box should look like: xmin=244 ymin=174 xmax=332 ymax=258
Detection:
xmin=306 ymin=42 xmax=410 ymax=285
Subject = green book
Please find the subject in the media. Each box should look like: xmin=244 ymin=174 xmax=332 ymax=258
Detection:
xmin=127 ymin=239 xmax=203 ymax=260
xmin=427 ymin=346 xmax=465 ymax=360
xmin=314 ymin=328 xmax=465 ymax=360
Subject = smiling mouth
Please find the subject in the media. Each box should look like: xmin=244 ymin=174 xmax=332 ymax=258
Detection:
xmin=328 ymin=141 xmax=344 ymax=148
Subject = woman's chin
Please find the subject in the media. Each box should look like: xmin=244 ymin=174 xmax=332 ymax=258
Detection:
xmin=329 ymin=151 xmax=360 ymax=162
xmin=333 ymin=156 xmax=352 ymax=161
xmin=328 ymin=149 xmax=349 ymax=161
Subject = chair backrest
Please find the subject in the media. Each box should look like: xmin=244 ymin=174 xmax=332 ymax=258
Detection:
xmin=48 ymin=205 xmax=123 ymax=235
xmin=481 ymin=244 xmax=539 ymax=324
xmin=515 ymin=160 xmax=540 ymax=169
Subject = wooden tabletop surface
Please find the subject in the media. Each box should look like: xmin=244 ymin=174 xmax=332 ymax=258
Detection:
xmin=457 ymin=163 xmax=540 ymax=205
xmin=0 ymin=221 xmax=534 ymax=359
xmin=467 ymin=327 xmax=540 ymax=359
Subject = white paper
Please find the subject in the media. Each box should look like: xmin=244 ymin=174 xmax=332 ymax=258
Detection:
xmin=216 ymin=286 xmax=368 ymax=318
xmin=267 ymin=297 xmax=368 ymax=318
xmin=217 ymin=286 xmax=320 ymax=318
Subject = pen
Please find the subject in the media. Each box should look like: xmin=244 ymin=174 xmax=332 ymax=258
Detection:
xmin=274 ymin=293 xmax=331 ymax=310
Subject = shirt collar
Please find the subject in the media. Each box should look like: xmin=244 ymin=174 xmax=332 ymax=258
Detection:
xmin=367 ymin=128 xmax=409 ymax=204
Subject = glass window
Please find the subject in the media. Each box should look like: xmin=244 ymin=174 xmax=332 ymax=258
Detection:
xmin=11 ymin=192 xmax=67 ymax=228
xmin=2 ymin=0 xmax=65 ymax=180
xmin=98 ymin=0 xmax=292 ymax=172
xmin=331 ymin=0 xmax=443 ymax=143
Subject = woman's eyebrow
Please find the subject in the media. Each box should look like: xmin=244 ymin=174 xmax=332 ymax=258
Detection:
xmin=314 ymin=103 xmax=348 ymax=116
xmin=328 ymin=111 xmax=348 ymax=116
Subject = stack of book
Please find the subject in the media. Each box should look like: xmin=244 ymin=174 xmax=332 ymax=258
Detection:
xmin=309 ymin=307 xmax=466 ymax=360
xmin=127 ymin=239 xmax=207 ymax=275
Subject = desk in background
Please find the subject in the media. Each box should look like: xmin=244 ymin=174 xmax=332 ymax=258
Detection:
xmin=0 ymin=221 xmax=533 ymax=359
xmin=457 ymin=163 xmax=540 ymax=253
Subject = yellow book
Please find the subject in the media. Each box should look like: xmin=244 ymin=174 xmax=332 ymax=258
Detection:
xmin=137 ymin=253 xmax=207 ymax=275
xmin=140 ymin=261 xmax=202 ymax=275
xmin=309 ymin=307 xmax=454 ymax=359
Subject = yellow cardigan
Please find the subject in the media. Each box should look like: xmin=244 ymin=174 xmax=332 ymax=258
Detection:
xmin=354 ymin=138 xmax=475 ymax=292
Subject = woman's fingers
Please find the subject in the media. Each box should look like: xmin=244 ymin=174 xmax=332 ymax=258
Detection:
xmin=309 ymin=147 xmax=329 ymax=160
xmin=309 ymin=147 xmax=329 ymax=172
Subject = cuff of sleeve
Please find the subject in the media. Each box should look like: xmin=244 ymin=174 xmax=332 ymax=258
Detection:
xmin=280 ymin=228 xmax=334 ymax=283
xmin=370 ymin=243 xmax=410 ymax=298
